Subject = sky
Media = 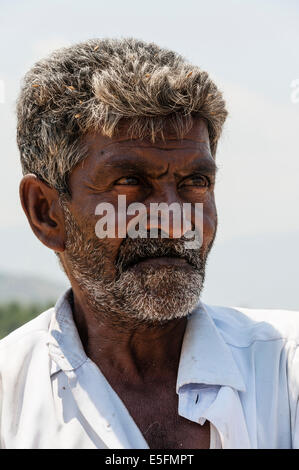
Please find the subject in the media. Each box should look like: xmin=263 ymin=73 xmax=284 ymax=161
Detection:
xmin=0 ymin=0 xmax=298 ymax=309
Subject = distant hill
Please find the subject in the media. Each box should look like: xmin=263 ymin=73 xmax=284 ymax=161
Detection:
xmin=0 ymin=271 xmax=68 ymax=304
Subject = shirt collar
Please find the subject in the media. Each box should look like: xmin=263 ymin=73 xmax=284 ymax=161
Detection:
xmin=176 ymin=301 xmax=246 ymax=393
xmin=48 ymin=288 xmax=88 ymax=375
xmin=48 ymin=289 xmax=246 ymax=393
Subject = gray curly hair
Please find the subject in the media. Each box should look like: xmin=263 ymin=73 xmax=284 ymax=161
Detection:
xmin=17 ymin=37 xmax=228 ymax=196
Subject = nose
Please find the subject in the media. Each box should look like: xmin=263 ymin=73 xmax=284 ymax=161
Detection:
xmin=127 ymin=183 xmax=188 ymax=239
xmin=148 ymin=183 xmax=182 ymax=239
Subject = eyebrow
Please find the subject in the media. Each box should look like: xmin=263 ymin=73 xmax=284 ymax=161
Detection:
xmin=90 ymin=154 xmax=218 ymax=183
xmin=105 ymin=153 xmax=218 ymax=171
xmin=174 ymin=158 xmax=219 ymax=176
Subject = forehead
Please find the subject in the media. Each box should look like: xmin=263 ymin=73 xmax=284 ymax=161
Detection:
xmin=85 ymin=118 xmax=210 ymax=154
xmin=73 ymin=118 xmax=213 ymax=181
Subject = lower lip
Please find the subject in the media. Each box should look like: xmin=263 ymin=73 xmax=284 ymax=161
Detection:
xmin=130 ymin=256 xmax=189 ymax=268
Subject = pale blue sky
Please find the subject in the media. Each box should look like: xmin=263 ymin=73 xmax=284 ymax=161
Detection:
xmin=0 ymin=0 xmax=298 ymax=308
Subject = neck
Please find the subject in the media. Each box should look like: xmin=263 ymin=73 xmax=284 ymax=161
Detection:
xmin=70 ymin=287 xmax=188 ymax=386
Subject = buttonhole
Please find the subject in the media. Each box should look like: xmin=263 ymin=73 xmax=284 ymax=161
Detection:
xmin=195 ymin=394 xmax=199 ymax=404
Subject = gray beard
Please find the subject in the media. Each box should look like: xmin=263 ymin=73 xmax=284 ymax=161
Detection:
xmin=60 ymin=202 xmax=210 ymax=327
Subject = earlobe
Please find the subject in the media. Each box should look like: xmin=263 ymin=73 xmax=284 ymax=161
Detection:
xmin=19 ymin=174 xmax=66 ymax=252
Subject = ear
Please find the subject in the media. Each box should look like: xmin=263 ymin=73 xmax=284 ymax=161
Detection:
xmin=19 ymin=174 xmax=66 ymax=252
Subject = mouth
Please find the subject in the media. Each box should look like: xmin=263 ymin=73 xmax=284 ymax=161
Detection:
xmin=124 ymin=254 xmax=193 ymax=272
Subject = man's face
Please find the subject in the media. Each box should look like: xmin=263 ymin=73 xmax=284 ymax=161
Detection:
xmin=61 ymin=118 xmax=218 ymax=326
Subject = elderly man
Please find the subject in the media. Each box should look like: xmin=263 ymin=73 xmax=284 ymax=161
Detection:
xmin=0 ymin=38 xmax=298 ymax=449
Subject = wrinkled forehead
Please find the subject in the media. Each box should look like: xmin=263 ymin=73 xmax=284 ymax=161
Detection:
xmin=68 ymin=119 xmax=215 ymax=189
xmin=83 ymin=117 xmax=211 ymax=156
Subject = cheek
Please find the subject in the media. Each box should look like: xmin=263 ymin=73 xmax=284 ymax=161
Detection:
xmin=69 ymin=209 xmax=122 ymax=264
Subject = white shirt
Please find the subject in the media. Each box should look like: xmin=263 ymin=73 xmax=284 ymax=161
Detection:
xmin=1 ymin=288 xmax=299 ymax=449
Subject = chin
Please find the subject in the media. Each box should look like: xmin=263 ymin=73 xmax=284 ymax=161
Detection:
xmin=116 ymin=265 xmax=204 ymax=323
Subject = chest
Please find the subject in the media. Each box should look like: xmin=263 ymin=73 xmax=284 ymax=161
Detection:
xmin=116 ymin=384 xmax=210 ymax=449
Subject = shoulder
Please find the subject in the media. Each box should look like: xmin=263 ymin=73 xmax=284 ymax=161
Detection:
xmin=202 ymin=302 xmax=299 ymax=348
xmin=0 ymin=307 xmax=54 ymax=372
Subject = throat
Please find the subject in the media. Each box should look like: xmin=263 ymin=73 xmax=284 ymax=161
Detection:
xmin=83 ymin=315 xmax=188 ymax=385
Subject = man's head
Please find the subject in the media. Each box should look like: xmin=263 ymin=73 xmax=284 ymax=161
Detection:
xmin=17 ymin=38 xmax=227 ymax=326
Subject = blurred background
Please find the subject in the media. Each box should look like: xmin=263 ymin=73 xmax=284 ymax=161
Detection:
xmin=0 ymin=0 xmax=298 ymax=337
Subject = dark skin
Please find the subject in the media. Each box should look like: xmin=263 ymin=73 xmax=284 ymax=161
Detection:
xmin=20 ymin=118 xmax=218 ymax=449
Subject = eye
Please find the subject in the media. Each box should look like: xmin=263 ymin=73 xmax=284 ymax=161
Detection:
xmin=179 ymin=175 xmax=210 ymax=188
xmin=114 ymin=176 xmax=141 ymax=185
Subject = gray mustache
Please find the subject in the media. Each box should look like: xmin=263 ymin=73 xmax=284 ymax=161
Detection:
xmin=115 ymin=236 xmax=203 ymax=274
